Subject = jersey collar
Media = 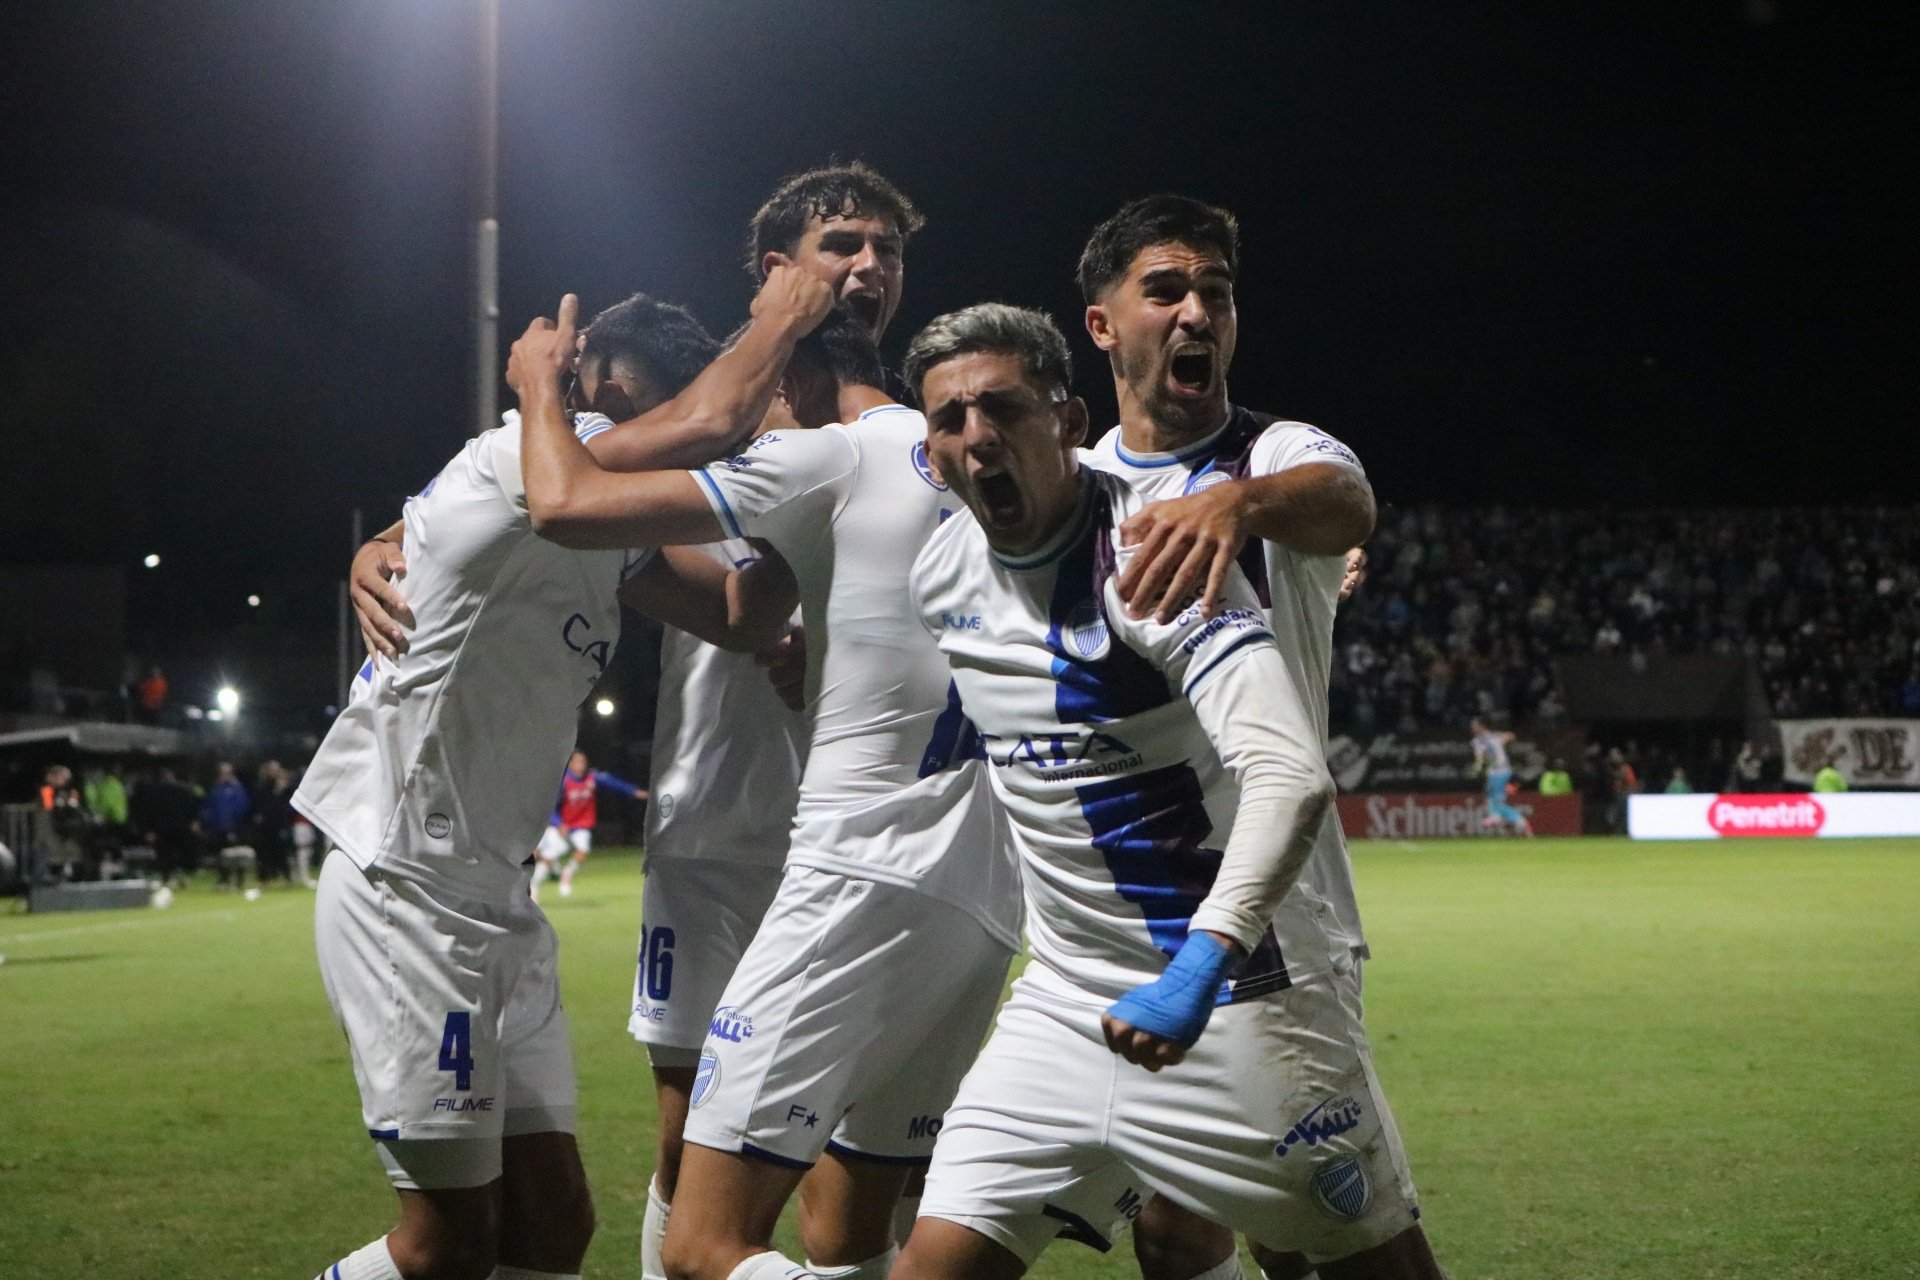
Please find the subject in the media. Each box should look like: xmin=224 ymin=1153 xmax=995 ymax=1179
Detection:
xmin=1110 ymin=407 xmax=1242 ymax=469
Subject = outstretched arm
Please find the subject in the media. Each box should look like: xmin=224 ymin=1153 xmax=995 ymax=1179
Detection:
xmin=586 ymin=262 xmax=836 ymax=472
xmin=1117 ymin=462 xmax=1376 ymax=621
xmin=512 ymin=295 xmax=730 ymax=550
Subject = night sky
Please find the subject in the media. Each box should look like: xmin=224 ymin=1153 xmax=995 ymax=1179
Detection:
xmin=2 ymin=0 xmax=1912 ymax=637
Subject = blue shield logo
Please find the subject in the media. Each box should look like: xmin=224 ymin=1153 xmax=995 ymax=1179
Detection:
xmin=1311 ymin=1155 xmax=1373 ymax=1221
xmin=911 ymin=441 xmax=949 ymax=491
xmin=691 ymin=1050 xmax=721 ymax=1109
xmin=1064 ymin=599 xmax=1110 ymax=661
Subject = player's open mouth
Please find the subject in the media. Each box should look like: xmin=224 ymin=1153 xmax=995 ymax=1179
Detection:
xmin=1168 ymin=345 xmax=1214 ymax=395
xmin=973 ymin=470 xmax=1024 ymax=526
xmin=845 ymin=291 xmax=883 ymax=329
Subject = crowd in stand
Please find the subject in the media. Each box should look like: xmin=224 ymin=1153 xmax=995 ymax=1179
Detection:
xmin=1330 ymin=505 xmax=1920 ymax=739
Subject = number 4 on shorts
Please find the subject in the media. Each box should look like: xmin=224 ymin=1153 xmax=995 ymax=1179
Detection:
xmin=439 ymin=1011 xmax=475 ymax=1091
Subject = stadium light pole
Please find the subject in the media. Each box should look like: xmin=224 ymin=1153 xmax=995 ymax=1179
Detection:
xmin=474 ymin=0 xmax=501 ymax=436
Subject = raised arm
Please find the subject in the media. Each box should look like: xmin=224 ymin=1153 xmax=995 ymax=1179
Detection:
xmin=1118 ymin=461 xmax=1376 ymax=621
xmin=586 ymin=262 xmax=835 ymax=472
xmin=511 ymin=296 xmax=732 ymax=550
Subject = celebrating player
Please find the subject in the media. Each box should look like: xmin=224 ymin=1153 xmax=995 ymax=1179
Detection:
xmin=510 ymin=285 xmax=1020 ymax=1280
xmin=299 ymin=290 xmax=812 ymax=1280
xmin=1470 ymin=718 xmax=1533 ymax=835
xmin=634 ymin=162 xmax=927 ymax=1280
xmin=896 ymin=302 xmax=1445 ymax=1280
xmin=530 ymin=751 xmax=646 ymax=901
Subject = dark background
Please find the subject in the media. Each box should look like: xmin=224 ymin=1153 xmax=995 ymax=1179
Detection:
xmin=1 ymin=0 xmax=1911 ymax=648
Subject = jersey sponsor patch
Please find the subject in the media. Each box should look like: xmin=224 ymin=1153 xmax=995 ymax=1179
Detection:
xmin=1274 ymin=1094 xmax=1365 ymax=1157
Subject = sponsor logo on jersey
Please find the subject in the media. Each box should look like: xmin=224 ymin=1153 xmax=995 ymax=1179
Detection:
xmin=752 ymin=433 xmax=783 ymax=451
xmin=1178 ymin=608 xmax=1264 ymax=654
xmin=563 ymin=613 xmax=612 ymax=672
xmin=911 ymin=440 xmax=949 ymax=491
xmin=1302 ymin=429 xmax=1362 ymax=467
xmin=717 ymin=453 xmax=757 ymax=473
xmin=941 ymin=613 xmax=982 ymax=630
xmin=1311 ymin=1155 xmax=1373 ymax=1221
xmin=1114 ymin=1188 xmax=1143 ymax=1221
xmin=1063 ymin=598 xmax=1111 ymax=661
xmin=983 ymin=730 xmax=1141 ymax=778
xmin=787 ymin=1105 xmax=821 ymax=1128
xmin=1708 ymin=795 xmax=1825 ymax=837
xmin=432 ymin=1095 xmax=495 ymax=1113
xmin=709 ymin=1005 xmax=754 ymax=1043
xmin=691 ymin=1050 xmax=721 ymax=1108
xmin=1274 ymin=1094 xmax=1365 ymax=1157
xmin=906 ymin=1113 xmax=943 ymax=1139
xmin=424 ymin=813 xmax=452 ymax=839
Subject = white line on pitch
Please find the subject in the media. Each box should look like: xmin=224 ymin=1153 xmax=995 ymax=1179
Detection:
xmin=0 ymin=910 xmax=242 ymax=946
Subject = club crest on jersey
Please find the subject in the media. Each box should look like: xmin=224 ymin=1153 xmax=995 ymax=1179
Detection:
xmin=708 ymin=1005 xmax=754 ymax=1043
xmin=1062 ymin=598 xmax=1111 ymax=661
xmin=1275 ymin=1094 xmax=1365 ymax=1157
xmin=1184 ymin=468 xmax=1232 ymax=496
xmin=911 ymin=440 xmax=949 ymax=491
xmin=1311 ymin=1155 xmax=1373 ymax=1221
xmin=691 ymin=1050 xmax=721 ymax=1108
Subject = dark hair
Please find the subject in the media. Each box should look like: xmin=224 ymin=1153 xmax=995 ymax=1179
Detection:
xmin=788 ymin=305 xmax=887 ymax=392
xmin=747 ymin=162 xmax=925 ymax=280
xmin=1075 ymin=193 xmax=1240 ymax=303
xmin=902 ymin=304 xmax=1073 ymax=407
xmin=580 ymin=292 xmax=720 ymax=398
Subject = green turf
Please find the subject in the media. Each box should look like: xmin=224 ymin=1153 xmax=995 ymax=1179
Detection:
xmin=1 ymin=839 xmax=1916 ymax=1279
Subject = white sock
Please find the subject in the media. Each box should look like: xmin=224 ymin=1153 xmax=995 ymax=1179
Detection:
xmin=806 ymin=1245 xmax=896 ymax=1280
xmin=531 ymin=861 xmax=552 ymax=888
xmin=493 ymin=1267 xmax=581 ymax=1279
xmin=642 ymin=1176 xmax=672 ymax=1280
xmin=314 ymin=1236 xmax=401 ymax=1280
xmin=891 ymin=1194 xmax=920 ymax=1247
xmin=726 ymin=1251 xmax=817 ymax=1280
xmin=1193 ymin=1253 xmax=1247 ymax=1280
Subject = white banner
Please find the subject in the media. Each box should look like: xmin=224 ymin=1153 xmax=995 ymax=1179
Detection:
xmin=1629 ymin=792 xmax=1920 ymax=840
xmin=1775 ymin=719 xmax=1920 ymax=789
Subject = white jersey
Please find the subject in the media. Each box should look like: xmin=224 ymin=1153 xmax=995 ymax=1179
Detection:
xmin=296 ymin=411 xmax=649 ymax=897
xmin=693 ymin=405 xmax=1020 ymax=946
xmin=1084 ymin=410 xmax=1370 ymax=956
xmin=911 ymin=469 xmax=1343 ymax=1003
xmin=1473 ymin=730 xmax=1511 ymax=774
xmin=645 ymin=537 xmax=805 ymax=868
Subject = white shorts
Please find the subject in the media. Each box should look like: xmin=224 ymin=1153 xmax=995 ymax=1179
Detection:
xmin=681 ymin=865 xmax=1013 ymax=1168
xmin=920 ymin=959 xmax=1420 ymax=1266
xmin=628 ymin=856 xmax=785 ymax=1059
xmin=314 ymin=851 xmax=577 ymax=1188
xmin=538 ymin=827 xmax=591 ymax=860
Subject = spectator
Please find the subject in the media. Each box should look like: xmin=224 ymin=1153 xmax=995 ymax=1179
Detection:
xmin=1664 ymin=767 xmax=1693 ymax=795
xmin=1538 ymin=757 xmax=1574 ymax=796
xmin=135 ymin=666 xmax=168 ymax=724
xmin=133 ymin=767 xmax=200 ymax=886
xmin=1813 ymin=761 xmax=1849 ymax=793
xmin=197 ymin=761 xmax=252 ymax=886
xmin=1729 ymin=741 xmax=1763 ymax=793
xmin=252 ymin=761 xmax=297 ymax=883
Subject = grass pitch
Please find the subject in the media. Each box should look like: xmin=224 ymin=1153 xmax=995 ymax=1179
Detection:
xmin=1 ymin=838 xmax=1915 ymax=1280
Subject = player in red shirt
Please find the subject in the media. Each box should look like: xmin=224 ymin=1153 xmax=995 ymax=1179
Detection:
xmin=532 ymin=751 xmax=646 ymax=900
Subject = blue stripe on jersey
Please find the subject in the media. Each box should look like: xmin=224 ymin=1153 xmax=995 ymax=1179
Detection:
xmin=1181 ymin=627 xmax=1276 ymax=698
xmin=917 ymin=680 xmax=984 ymax=778
xmin=693 ymin=469 xmax=746 ymax=540
xmin=1074 ymin=757 xmax=1290 ymax=1002
xmin=1046 ymin=488 xmax=1173 ymax=724
xmin=368 ymin=1128 xmax=399 ymax=1140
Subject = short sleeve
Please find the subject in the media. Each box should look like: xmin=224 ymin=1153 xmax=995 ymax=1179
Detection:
xmin=694 ymin=427 xmax=859 ymax=549
xmin=1247 ymin=422 xmax=1365 ymax=480
xmin=492 ymin=409 xmax=618 ymax=509
xmin=1103 ymin=553 xmax=1278 ymax=701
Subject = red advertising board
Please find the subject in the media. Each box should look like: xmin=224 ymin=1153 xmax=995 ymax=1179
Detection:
xmin=1336 ymin=792 xmax=1583 ymax=839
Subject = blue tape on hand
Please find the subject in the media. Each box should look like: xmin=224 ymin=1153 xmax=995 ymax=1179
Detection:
xmin=1104 ymin=932 xmax=1239 ymax=1049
